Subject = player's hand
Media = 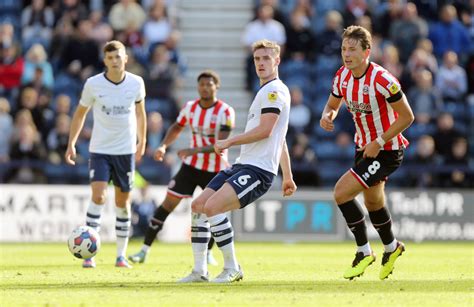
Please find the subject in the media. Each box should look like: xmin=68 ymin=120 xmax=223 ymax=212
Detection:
xmin=154 ymin=145 xmax=166 ymax=161
xmin=214 ymin=139 xmax=230 ymax=156
xmin=135 ymin=141 xmax=146 ymax=162
xmin=357 ymin=141 xmax=381 ymax=158
xmin=320 ymin=110 xmax=336 ymax=132
xmin=65 ymin=146 xmax=76 ymax=165
xmin=282 ymin=178 xmax=297 ymax=197
xmin=177 ymin=148 xmax=195 ymax=160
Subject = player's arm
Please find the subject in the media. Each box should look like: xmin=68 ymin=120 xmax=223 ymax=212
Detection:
xmin=135 ymin=99 xmax=147 ymax=161
xmin=360 ymin=93 xmax=415 ymax=158
xmin=65 ymin=104 xmax=90 ymax=165
xmin=280 ymin=140 xmax=297 ymax=197
xmin=214 ymin=112 xmax=278 ymax=155
xmin=320 ymin=94 xmax=343 ymax=132
xmin=153 ymin=122 xmax=185 ymax=161
xmin=178 ymin=127 xmax=232 ymax=159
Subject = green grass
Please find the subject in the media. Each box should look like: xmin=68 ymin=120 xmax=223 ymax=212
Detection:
xmin=1 ymin=241 xmax=472 ymax=306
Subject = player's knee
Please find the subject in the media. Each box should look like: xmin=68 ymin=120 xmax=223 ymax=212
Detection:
xmin=333 ymin=184 xmax=348 ymax=205
xmin=203 ymin=205 xmax=218 ymax=217
xmin=191 ymin=198 xmax=205 ymax=213
xmin=92 ymin=194 xmax=106 ymax=204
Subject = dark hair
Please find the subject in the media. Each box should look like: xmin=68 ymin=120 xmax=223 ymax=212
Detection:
xmin=103 ymin=40 xmax=125 ymax=54
xmin=197 ymin=70 xmax=220 ymax=87
xmin=342 ymin=25 xmax=372 ymax=50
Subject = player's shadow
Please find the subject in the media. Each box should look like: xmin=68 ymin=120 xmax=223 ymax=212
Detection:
xmin=4 ymin=280 xmax=472 ymax=292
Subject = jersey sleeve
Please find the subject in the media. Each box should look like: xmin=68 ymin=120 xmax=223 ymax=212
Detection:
xmin=220 ymin=105 xmax=235 ymax=131
xmin=260 ymin=85 xmax=286 ymax=114
xmin=331 ymin=66 xmax=344 ymax=98
xmin=136 ymin=77 xmax=146 ymax=102
xmin=176 ymin=102 xmax=189 ymax=126
xmin=79 ymin=79 xmax=94 ymax=107
xmin=376 ymin=71 xmax=403 ymax=103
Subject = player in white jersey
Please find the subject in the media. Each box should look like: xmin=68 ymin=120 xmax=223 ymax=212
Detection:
xmin=320 ymin=26 xmax=414 ymax=280
xmin=65 ymin=41 xmax=147 ymax=269
xmin=178 ymin=39 xmax=297 ymax=283
xmin=128 ymin=70 xmax=235 ymax=266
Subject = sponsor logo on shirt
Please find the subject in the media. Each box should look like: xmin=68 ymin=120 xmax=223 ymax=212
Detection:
xmin=388 ymin=82 xmax=399 ymax=95
xmin=346 ymin=100 xmax=372 ymax=114
xmin=267 ymin=91 xmax=278 ymax=102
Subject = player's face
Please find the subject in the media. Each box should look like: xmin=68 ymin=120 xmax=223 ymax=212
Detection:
xmin=103 ymin=48 xmax=128 ymax=73
xmin=253 ymin=48 xmax=280 ymax=82
xmin=341 ymin=38 xmax=370 ymax=71
xmin=197 ymin=77 xmax=218 ymax=100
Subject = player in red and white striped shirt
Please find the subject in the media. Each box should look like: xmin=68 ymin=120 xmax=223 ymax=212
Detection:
xmin=320 ymin=26 xmax=414 ymax=280
xmin=129 ymin=70 xmax=235 ymax=266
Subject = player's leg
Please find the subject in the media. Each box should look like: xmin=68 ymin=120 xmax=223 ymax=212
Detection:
xmin=111 ymin=154 xmax=134 ymax=268
xmin=83 ymin=153 xmax=110 ymax=268
xmin=178 ymin=213 xmax=211 ymax=283
xmin=334 ymin=171 xmax=375 ymax=279
xmin=364 ymin=183 xmax=405 ymax=280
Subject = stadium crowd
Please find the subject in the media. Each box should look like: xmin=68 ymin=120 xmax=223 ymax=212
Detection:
xmin=0 ymin=0 xmax=472 ymax=188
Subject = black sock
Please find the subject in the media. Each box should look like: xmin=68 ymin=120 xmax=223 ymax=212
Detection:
xmin=207 ymin=237 xmax=215 ymax=250
xmin=143 ymin=206 xmax=170 ymax=246
xmin=369 ymin=207 xmax=395 ymax=245
xmin=338 ymin=199 xmax=368 ymax=246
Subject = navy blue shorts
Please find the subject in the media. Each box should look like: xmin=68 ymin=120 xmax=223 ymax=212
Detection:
xmin=351 ymin=149 xmax=404 ymax=189
xmin=89 ymin=153 xmax=135 ymax=192
xmin=207 ymin=164 xmax=275 ymax=208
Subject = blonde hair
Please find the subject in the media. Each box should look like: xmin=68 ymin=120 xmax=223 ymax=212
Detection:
xmin=103 ymin=40 xmax=126 ymax=54
xmin=342 ymin=25 xmax=372 ymax=50
xmin=252 ymin=39 xmax=281 ymax=56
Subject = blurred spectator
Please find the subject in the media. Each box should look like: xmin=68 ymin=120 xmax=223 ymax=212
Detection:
xmin=292 ymin=0 xmax=315 ymax=23
xmin=433 ymin=112 xmax=463 ymax=158
xmin=53 ymin=0 xmax=89 ymax=27
xmin=374 ymin=0 xmax=403 ymax=38
xmin=145 ymin=111 xmax=164 ymax=157
xmin=21 ymin=0 xmax=55 ymax=50
xmin=0 ymin=40 xmax=24 ymax=104
xmin=342 ymin=0 xmax=373 ymax=29
xmin=316 ymin=10 xmax=343 ymax=57
xmin=288 ymin=87 xmax=312 ymax=140
xmin=289 ymin=133 xmax=319 ymax=187
xmin=88 ymin=10 xmax=113 ymax=46
xmin=108 ymin=0 xmax=147 ymax=33
xmin=407 ymin=135 xmax=441 ymax=187
xmin=404 ymin=47 xmax=438 ymax=90
xmin=46 ymin=113 xmax=71 ymax=164
xmin=21 ymin=43 xmax=54 ymax=89
xmin=164 ymin=30 xmax=186 ymax=75
xmin=131 ymin=183 xmax=158 ymax=237
xmin=435 ymin=51 xmax=468 ymax=102
xmin=0 ymin=97 xmax=13 ymax=162
xmin=253 ymin=0 xmax=287 ymax=26
xmin=54 ymin=94 xmax=71 ymax=115
xmin=407 ymin=69 xmax=443 ymax=125
xmin=428 ymin=4 xmax=470 ymax=59
xmin=459 ymin=5 xmax=474 ymax=53
xmin=143 ymin=1 xmax=173 ymax=49
xmin=380 ymin=44 xmax=403 ymax=79
xmin=125 ymin=48 xmax=146 ymax=77
xmin=440 ymin=137 xmax=472 ymax=188
xmin=49 ymin=14 xmax=75 ymax=71
xmin=242 ymin=4 xmax=286 ymax=91
xmin=284 ymin=10 xmax=316 ymax=61
xmin=389 ymin=2 xmax=428 ymax=63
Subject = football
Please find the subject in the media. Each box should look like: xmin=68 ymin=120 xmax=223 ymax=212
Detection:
xmin=67 ymin=226 xmax=101 ymax=259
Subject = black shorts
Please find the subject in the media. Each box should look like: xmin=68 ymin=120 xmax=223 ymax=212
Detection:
xmin=89 ymin=153 xmax=135 ymax=192
xmin=350 ymin=149 xmax=404 ymax=189
xmin=167 ymin=163 xmax=218 ymax=198
xmin=207 ymin=164 xmax=275 ymax=209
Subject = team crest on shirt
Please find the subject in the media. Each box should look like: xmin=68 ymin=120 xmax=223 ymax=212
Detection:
xmin=388 ymin=82 xmax=399 ymax=94
xmin=363 ymin=84 xmax=370 ymax=95
xmin=267 ymin=91 xmax=278 ymax=102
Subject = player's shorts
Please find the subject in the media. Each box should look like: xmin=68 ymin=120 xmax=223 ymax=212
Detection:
xmin=89 ymin=153 xmax=135 ymax=192
xmin=350 ymin=149 xmax=404 ymax=189
xmin=207 ymin=163 xmax=275 ymax=209
xmin=167 ymin=163 xmax=218 ymax=198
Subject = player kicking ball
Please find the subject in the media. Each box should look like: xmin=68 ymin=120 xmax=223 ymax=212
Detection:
xmin=320 ymin=26 xmax=414 ymax=280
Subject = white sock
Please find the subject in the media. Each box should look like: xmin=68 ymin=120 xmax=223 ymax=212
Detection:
xmin=357 ymin=242 xmax=372 ymax=256
xmin=141 ymin=245 xmax=151 ymax=253
xmin=85 ymin=201 xmax=104 ymax=232
xmin=384 ymin=239 xmax=397 ymax=253
xmin=115 ymin=206 xmax=131 ymax=258
xmin=209 ymin=214 xmax=239 ymax=271
xmin=191 ymin=213 xmax=210 ymax=275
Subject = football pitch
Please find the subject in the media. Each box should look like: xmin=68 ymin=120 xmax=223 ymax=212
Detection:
xmin=1 ymin=241 xmax=472 ymax=306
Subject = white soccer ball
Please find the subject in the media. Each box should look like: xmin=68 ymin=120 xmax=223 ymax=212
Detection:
xmin=67 ymin=226 xmax=101 ymax=259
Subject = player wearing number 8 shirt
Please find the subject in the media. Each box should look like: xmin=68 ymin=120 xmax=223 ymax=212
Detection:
xmin=320 ymin=26 xmax=414 ymax=280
